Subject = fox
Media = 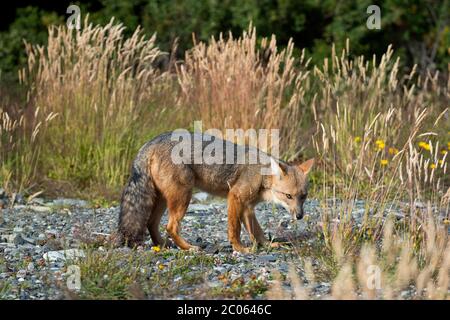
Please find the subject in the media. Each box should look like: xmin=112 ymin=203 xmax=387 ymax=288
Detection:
xmin=118 ymin=131 xmax=314 ymax=253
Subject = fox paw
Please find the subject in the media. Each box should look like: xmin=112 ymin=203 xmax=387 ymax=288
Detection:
xmin=188 ymin=245 xmax=201 ymax=252
xmin=232 ymin=246 xmax=251 ymax=254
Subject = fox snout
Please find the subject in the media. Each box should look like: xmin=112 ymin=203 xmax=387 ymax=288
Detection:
xmin=296 ymin=209 xmax=304 ymax=220
xmin=294 ymin=206 xmax=304 ymax=220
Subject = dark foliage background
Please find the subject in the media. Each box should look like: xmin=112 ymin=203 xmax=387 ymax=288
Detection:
xmin=0 ymin=0 xmax=449 ymax=80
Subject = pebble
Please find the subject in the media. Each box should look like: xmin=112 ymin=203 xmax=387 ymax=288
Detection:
xmin=29 ymin=206 xmax=51 ymax=213
xmin=258 ymin=254 xmax=277 ymax=263
xmin=192 ymin=192 xmax=210 ymax=202
xmin=52 ymin=198 xmax=88 ymax=207
xmin=43 ymin=249 xmax=86 ymax=262
xmin=16 ymin=270 xmax=27 ymax=278
xmin=13 ymin=234 xmax=26 ymax=245
xmin=27 ymin=262 xmax=35 ymax=272
xmin=13 ymin=227 xmax=24 ymax=234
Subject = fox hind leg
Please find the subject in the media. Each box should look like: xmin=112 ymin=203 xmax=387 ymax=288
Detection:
xmin=165 ymin=188 xmax=198 ymax=251
xmin=147 ymin=196 xmax=172 ymax=247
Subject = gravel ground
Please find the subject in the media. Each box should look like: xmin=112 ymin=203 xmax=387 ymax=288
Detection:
xmin=0 ymin=191 xmax=447 ymax=299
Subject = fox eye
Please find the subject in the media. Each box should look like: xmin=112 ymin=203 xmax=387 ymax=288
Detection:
xmin=286 ymin=194 xmax=293 ymax=199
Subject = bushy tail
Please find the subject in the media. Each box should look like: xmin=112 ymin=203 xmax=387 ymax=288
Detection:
xmin=118 ymin=163 xmax=156 ymax=246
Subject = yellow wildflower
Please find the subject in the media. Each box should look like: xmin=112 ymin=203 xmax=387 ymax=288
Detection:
xmin=158 ymin=264 xmax=165 ymax=270
xmin=429 ymin=163 xmax=436 ymax=169
xmin=418 ymin=141 xmax=431 ymax=151
xmin=441 ymin=150 xmax=448 ymax=155
xmin=447 ymin=142 xmax=450 ymax=150
xmin=354 ymin=136 xmax=361 ymax=143
xmin=380 ymin=159 xmax=389 ymax=166
xmin=151 ymin=246 xmax=161 ymax=253
xmin=438 ymin=160 xmax=443 ymax=165
xmin=375 ymin=140 xmax=385 ymax=150
xmin=388 ymin=147 xmax=399 ymax=155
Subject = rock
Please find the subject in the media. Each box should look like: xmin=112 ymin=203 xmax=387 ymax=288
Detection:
xmin=13 ymin=227 xmax=24 ymax=234
xmin=0 ymin=234 xmax=11 ymax=242
xmin=192 ymin=192 xmax=210 ymax=202
xmin=27 ymin=262 xmax=35 ymax=272
xmin=0 ymin=188 xmax=6 ymax=198
xmin=45 ymin=229 xmax=59 ymax=237
xmin=13 ymin=193 xmax=25 ymax=205
xmin=279 ymin=220 xmax=289 ymax=228
xmin=28 ymin=198 xmax=45 ymax=205
xmin=13 ymin=234 xmax=26 ymax=245
xmin=52 ymin=198 xmax=88 ymax=208
xmin=16 ymin=270 xmax=27 ymax=278
xmin=257 ymin=254 xmax=277 ymax=263
xmin=187 ymin=204 xmax=211 ymax=212
xmin=29 ymin=205 xmax=51 ymax=213
xmin=21 ymin=236 xmax=36 ymax=245
xmin=43 ymin=249 xmax=85 ymax=262
xmin=37 ymin=233 xmax=46 ymax=244
xmin=0 ymin=233 xmax=27 ymax=245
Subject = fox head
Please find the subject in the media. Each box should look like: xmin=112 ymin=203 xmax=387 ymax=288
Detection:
xmin=268 ymin=158 xmax=315 ymax=220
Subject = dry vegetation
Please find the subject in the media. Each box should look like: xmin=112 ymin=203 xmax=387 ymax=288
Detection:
xmin=0 ymin=19 xmax=449 ymax=299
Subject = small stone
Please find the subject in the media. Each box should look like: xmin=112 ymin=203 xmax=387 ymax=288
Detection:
xmin=192 ymin=192 xmax=209 ymax=202
xmin=16 ymin=269 xmax=27 ymax=278
xmin=13 ymin=193 xmax=25 ymax=205
xmin=22 ymin=236 xmax=36 ymax=245
xmin=13 ymin=234 xmax=26 ymax=245
xmin=45 ymin=229 xmax=59 ymax=237
xmin=52 ymin=198 xmax=88 ymax=207
xmin=28 ymin=198 xmax=45 ymax=205
xmin=13 ymin=227 xmax=23 ymax=234
xmin=38 ymin=233 xmax=47 ymax=241
xmin=187 ymin=204 xmax=210 ymax=212
xmin=43 ymin=249 xmax=85 ymax=262
xmin=258 ymin=254 xmax=277 ymax=263
xmin=279 ymin=220 xmax=289 ymax=228
xmin=27 ymin=262 xmax=35 ymax=272
xmin=213 ymin=266 xmax=226 ymax=274
xmin=29 ymin=205 xmax=51 ymax=213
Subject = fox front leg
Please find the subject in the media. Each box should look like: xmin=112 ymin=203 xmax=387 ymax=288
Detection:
xmin=227 ymin=191 xmax=250 ymax=253
xmin=242 ymin=206 xmax=267 ymax=245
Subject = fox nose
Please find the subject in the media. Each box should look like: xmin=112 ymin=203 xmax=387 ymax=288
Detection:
xmin=296 ymin=207 xmax=304 ymax=220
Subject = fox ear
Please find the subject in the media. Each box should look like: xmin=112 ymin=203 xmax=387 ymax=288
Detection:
xmin=298 ymin=158 xmax=315 ymax=175
xmin=270 ymin=158 xmax=288 ymax=177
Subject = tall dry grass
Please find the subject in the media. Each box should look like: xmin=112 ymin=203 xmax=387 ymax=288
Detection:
xmin=268 ymin=209 xmax=449 ymax=300
xmin=178 ymin=26 xmax=311 ymax=157
xmin=267 ymin=50 xmax=449 ymax=298
xmin=17 ymin=18 xmax=179 ymax=195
